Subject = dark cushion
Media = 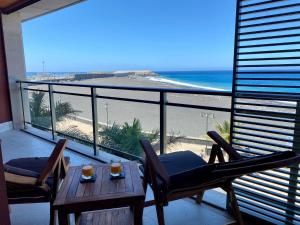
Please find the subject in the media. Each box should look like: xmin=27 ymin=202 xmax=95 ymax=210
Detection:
xmin=4 ymin=164 xmax=49 ymax=198
xmin=4 ymin=164 xmax=40 ymax=178
xmin=4 ymin=156 xmax=70 ymax=199
xmin=158 ymin=151 xmax=215 ymax=190
xmin=6 ymin=156 xmax=70 ymax=174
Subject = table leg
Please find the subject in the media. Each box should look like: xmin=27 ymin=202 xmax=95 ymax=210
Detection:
xmin=133 ymin=200 xmax=144 ymax=225
xmin=58 ymin=210 xmax=70 ymax=225
xmin=75 ymin=212 xmax=81 ymax=224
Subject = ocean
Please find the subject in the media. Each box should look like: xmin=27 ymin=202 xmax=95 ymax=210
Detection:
xmin=26 ymin=70 xmax=233 ymax=91
xmin=153 ymin=70 xmax=232 ymax=91
xmin=150 ymin=70 xmax=300 ymax=93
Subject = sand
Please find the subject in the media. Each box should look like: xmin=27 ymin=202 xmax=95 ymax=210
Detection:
xmin=29 ymin=75 xmax=231 ymax=155
xmin=49 ymin=76 xmax=231 ymax=140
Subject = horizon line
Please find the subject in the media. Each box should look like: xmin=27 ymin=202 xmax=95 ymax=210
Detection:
xmin=26 ymin=69 xmax=234 ymax=73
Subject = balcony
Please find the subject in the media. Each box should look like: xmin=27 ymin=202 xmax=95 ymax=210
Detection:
xmin=12 ymin=79 xmax=283 ymax=225
xmin=0 ymin=0 xmax=300 ymax=225
xmin=4 ymin=77 xmax=238 ymax=225
xmin=17 ymin=80 xmax=232 ymax=161
xmin=2 ymin=128 xmax=265 ymax=225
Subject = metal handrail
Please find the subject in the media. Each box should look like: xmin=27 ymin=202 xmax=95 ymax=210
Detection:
xmin=16 ymin=80 xmax=232 ymax=95
xmin=17 ymin=79 xmax=232 ymax=159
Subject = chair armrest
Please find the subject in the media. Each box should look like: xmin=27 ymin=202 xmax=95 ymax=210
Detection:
xmin=207 ymin=131 xmax=242 ymax=160
xmin=37 ymin=139 xmax=68 ymax=185
xmin=208 ymin=144 xmax=225 ymax=163
xmin=60 ymin=156 xmax=69 ymax=179
xmin=4 ymin=164 xmax=40 ymax=185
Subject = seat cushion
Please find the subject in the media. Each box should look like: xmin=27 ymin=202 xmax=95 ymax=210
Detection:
xmin=5 ymin=176 xmax=50 ymax=199
xmin=4 ymin=156 xmax=70 ymax=199
xmin=158 ymin=151 xmax=215 ymax=189
xmin=6 ymin=156 xmax=70 ymax=174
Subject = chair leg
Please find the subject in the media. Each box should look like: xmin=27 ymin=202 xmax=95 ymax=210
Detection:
xmin=143 ymin=177 xmax=148 ymax=193
xmin=142 ymin=166 xmax=149 ymax=193
xmin=227 ymin=188 xmax=244 ymax=225
xmin=195 ymin=191 xmax=204 ymax=204
xmin=50 ymin=204 xmax=56 ymax=225
xmin=75 ymin=213 xmax=81 ymax=224
xmin=155 ymin=203 xmax=166 ymax=225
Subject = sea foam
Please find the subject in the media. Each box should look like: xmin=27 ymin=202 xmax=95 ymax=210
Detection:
xmin=148 ymin=77 xmax=227 ymax=91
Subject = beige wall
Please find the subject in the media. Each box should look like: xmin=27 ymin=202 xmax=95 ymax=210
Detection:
xmin=2 ymin=12 xmax=27 ymax=129
xmin=0 ymin=14 xmax=12 ymax=125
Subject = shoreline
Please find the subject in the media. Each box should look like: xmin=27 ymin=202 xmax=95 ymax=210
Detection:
xmin=27 ymin=73 xmax=295 ymax=157
xmin=26 ymin=70 xmax=232 ymax=92
xmin=147 ymin=76 xmax=228 ymax=91
xmin=49 ymin=76 xmax=231 ymax=138
xmin=28 ymin=74 xmax=293 ymax=139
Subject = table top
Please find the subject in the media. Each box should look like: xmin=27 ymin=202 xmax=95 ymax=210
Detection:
xmin=53 ymin=161 xmax=145 ymax=209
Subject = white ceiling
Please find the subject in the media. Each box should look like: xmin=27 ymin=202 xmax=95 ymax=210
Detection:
xmin=17 ymin=0 xmax=85 ymax=22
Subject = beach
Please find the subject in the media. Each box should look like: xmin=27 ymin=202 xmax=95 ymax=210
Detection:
xmin=50 ymin=75 xmax=231 ymax=139
xmin=30 ymin=73 xmax=294 ymax=157
xmin=31 ymin=75 xmax=228 ymax=158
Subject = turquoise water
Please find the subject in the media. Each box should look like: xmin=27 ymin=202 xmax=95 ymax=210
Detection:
xmin=151 ymin=70 xmax=300 ymax=93
xmin=26 ymin=71 xmax=233 ymax=91
xmin=155 ymin=70 xmax=233 ymax=91
xmin=27 ymin=70 xmax=300 ymax=93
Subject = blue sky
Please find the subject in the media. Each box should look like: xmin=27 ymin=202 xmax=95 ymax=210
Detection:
xmin=22 ymin=0 xmax=236 ymax=72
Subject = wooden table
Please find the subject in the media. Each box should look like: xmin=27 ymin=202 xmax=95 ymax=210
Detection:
xmin=78 ymin=208 xmax=133 ymax=225
xmin=53 ymin=161 xmax=145 ymax=225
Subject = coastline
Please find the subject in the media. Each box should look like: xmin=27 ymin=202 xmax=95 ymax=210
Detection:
xmin=147 ymin=76 xmax=228 ymax=91
xmin=52 ymin=75 xmax=231 ymax=139
xmin=26 ymin=70 xmax=233 ymax=92
xmin=28 ymin=72 xmax=295 ymax=157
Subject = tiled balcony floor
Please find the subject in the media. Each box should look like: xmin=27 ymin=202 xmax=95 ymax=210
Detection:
xmin=0 ymin=130 xmax=238 ymax=225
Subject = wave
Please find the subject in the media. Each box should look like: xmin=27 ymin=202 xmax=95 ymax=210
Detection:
xmin=148 ymin=77 xmax=227 ymax=91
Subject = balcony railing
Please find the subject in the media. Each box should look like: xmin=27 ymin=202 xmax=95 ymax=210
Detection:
xmin=17 ymin=80 xmax=232 ymax=160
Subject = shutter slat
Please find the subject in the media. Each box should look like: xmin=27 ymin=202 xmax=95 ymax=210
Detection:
xmin=231 ymin=1 xmax=300 ymax=224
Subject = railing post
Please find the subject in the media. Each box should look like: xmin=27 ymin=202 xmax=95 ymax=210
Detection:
xmin=91 ymin=87 xmax=99 ymax=156
xmin=48 ymin=84 xmax=56 ymax=140
xmin=19 ymin=82 xmax=26 ymax=129
xmin=160 ymin=91 xmax=167 ymax=154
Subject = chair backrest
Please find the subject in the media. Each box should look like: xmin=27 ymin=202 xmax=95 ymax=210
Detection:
xmin=0 ymin=140 xmax=11 ymax=225
xmin=207 ymin=131 xmax=242 ymax=160
xmin=37 ymin=139 xmax=68 ymax=185
xmin=140 ymin=139 xmax=170 ymax=185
